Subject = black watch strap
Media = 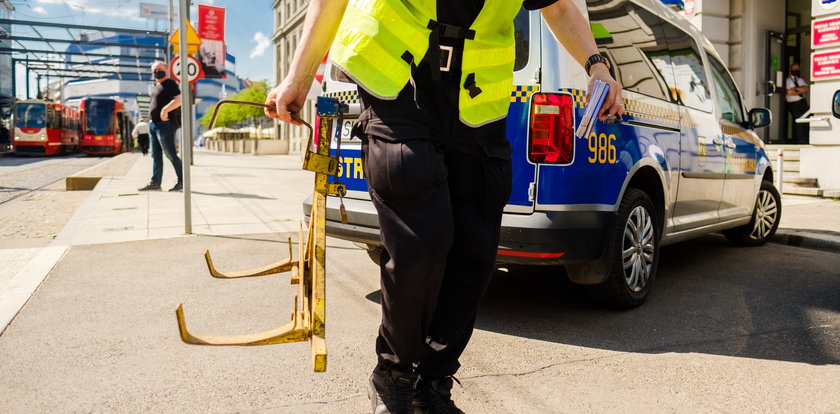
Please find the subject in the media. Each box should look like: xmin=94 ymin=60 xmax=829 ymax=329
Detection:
xmin=585 ymin=54 xmax=609 ymax=76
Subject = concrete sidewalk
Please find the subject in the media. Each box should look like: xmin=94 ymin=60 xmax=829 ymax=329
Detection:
xmin=0 ymin=150 xmax=314 ymax=337
xmin=55 ymin=149 xmax=314 ymax=246
xmin=776 ymin=194 xmax=840 ymax=252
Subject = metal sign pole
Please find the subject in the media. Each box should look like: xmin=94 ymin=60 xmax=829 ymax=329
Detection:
xmin=167 ymin=0 xmax=174 ymax=63
xmin=178 ymin=0 xmax=192 ymax=234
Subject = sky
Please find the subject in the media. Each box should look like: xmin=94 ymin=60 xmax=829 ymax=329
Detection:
xmin=10 ymin=0 xmax=277 ymax=97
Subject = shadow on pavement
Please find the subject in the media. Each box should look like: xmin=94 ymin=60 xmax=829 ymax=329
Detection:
xmin=474 ymin=235 xmax=840 ymax=365
xmin=190 ymin=190 xmax=276 ymax=200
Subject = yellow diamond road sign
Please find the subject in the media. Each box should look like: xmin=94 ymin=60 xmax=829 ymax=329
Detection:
xmin=170 ymin=20 xmax=201 ymax=54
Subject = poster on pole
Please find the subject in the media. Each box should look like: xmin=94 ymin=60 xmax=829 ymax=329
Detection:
xmin=198 ymin=4 xmax=226 ymax=79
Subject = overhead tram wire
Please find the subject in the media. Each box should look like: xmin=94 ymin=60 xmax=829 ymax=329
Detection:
xmin=0 ymin=18 xmax=167 ymax=98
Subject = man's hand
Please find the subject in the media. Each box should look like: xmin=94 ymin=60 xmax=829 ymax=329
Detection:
xmin=588 ymin=64 xmax=624 ymax=121
xmin=161 ymin=110 xmax=169 ymax=122
xmin=265 ymin=77 xmax=312 ymax=126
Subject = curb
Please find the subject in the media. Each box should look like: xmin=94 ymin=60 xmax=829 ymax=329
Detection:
xmin=65 ymin=152 xmax=140 ymax=191
xmin=771 ymin=230 xmax=840 ymax=253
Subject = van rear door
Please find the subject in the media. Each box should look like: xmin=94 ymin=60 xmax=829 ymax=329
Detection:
xmin=504 ymin=8 xmax=542 ymax=215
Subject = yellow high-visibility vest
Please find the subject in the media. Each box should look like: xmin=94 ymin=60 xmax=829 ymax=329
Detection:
xmin=330 ymin=0 xmax=520 ymax=127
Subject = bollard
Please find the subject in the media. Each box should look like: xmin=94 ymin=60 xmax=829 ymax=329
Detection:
xmin=776 ymin=149 xmax=784 ymax=194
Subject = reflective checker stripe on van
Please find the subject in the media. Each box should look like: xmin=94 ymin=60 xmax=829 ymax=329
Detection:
xmin=324 ymin=90 xmax=361 ymax=104
xmin=560 ymin=88 xmax=680 ymax=127
xmin=326 ymin=86 xmax=541 ymax=104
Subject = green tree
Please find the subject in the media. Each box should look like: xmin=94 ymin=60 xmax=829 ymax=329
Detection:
xmin=200 ymin=81 xmax=269 ymax=131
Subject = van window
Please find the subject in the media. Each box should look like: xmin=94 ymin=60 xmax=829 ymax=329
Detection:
xmin=707 ymin=56 xmax=745 ymax=124
xmin=659 ymin=23 xmax=713 ymax=112
xmin=513 ymin=7 xmax=529 ymax=71
xmin=587 ymin=1 xmax=672 ymax=101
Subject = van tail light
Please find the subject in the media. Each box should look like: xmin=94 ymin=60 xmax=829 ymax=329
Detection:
xmin=528 ymin=93 xmax=574 ymax=164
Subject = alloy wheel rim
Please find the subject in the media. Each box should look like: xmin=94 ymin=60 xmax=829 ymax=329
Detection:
xmin=622 ymin=206 xmax=655 ymax=293
xmin=749 ymin=189 xmax=778 ymax=240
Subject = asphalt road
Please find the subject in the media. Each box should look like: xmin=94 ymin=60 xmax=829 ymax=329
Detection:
xmin=0 ymin=154 xmax=102 ymax=205
xmin=0 ymin=231 xmax=837 ymax=413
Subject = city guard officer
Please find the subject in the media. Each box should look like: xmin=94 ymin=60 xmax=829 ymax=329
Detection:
xmin=265 ymin=1 xmax=624 ymax=412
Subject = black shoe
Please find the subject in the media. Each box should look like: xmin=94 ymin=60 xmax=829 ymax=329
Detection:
xmin=368 ymin=365 xmax=420 ymax=414
xmin=169 ymin=181 xmax=183 ymax=192
xmin=413 ymin=376 xmax=464 ymax=414
xmin=138 ymin=182 xmax=161 ymax=191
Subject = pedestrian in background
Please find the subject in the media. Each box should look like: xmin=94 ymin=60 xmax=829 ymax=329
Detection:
xmin=139 ymin=61 xmax=183 ymax=192
xmin=266 ymin=1 xmax=623 ymax=413
xmin=786 ymin=62 xmax=810 ymax=144
xmin=132 ymin=118 xmax=150 ymax=155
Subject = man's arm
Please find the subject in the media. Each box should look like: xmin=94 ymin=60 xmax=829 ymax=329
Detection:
xmin=541 ymin=0 xmax=624 ymax=120
xmin=265 ymin=0 xmax=349 ymax=125
xmin=161 ymin=95 xmax=182 ymax=121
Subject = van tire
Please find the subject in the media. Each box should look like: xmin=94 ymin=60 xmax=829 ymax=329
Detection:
xmin=586 ymin=188 xmax=660 ymax=309
xmin=724 ymin=180 xmax=781 ymax=247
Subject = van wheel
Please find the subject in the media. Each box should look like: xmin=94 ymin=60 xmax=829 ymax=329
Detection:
xmin=586 ymin=188 xmax=660 ymax=309
xmin=724 ymin=180 xmax=781 ymax=247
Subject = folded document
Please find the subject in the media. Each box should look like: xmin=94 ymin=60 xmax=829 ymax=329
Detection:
xmin=574 ymin=80 xmax=610 ymax=139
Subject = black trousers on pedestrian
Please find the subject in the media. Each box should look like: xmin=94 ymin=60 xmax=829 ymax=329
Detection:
xmin=357 ymin=62 xmax=512 ymax=379
xmin=137 ymin=133 xmax=149 ymax=155
xmin=787 ymin=99 xmax=809 ymax=143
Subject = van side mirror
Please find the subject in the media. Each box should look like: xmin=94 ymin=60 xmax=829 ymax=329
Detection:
xmin=748 ymin=108 xmax=772 ymax=129
xmin=833 ymin=90 xmax=840 ymax=119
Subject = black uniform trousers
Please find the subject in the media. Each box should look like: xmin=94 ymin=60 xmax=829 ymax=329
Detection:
xmin=786 ymin=99 xmax=809 ymax=143
xmin=357 ymin=60 xmax=512 ymax=379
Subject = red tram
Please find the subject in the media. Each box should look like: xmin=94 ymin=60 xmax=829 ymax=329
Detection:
xmin=79 ymin=98 xmax=133 ymax=155
xmin=12 ymin=100 xmax=80 ymax=155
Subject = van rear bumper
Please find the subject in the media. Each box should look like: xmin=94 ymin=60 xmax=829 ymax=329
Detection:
xmin=305 ymin=196 xmax=615 ymax=266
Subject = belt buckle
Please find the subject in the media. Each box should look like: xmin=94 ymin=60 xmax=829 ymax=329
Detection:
xmin=439 ymin=45 xmax=453 ymax=72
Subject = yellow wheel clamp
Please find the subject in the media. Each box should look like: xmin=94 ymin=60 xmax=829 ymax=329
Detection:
xmin=175 ymin=97 xmax=349 ymax=372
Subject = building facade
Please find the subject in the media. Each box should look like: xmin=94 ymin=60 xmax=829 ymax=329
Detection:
xmin=271 ymin=0 xmax=313 ymax=154
xmin=270 ymin=0 xmax=840 ymax=188
xmin=0 ymin=0 xmax=14 ymax=108
xmin=58 ymin=33 xmax=244 ymax=140
xmin=684 ymin=0 xmax=840 ymax=190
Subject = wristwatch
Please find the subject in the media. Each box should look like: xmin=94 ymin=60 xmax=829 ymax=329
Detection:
xmin=585 ymin=54 xmax=610 ymax=76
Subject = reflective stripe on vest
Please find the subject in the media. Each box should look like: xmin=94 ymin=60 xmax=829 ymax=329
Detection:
xmin=330 ymin=0 xmax=520 ymax=127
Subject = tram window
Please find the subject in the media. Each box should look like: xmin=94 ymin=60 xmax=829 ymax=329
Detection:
xmin=48 ymin=107 xmax=61 ymax=130
xmin=586 ymin=1 xmax=672 ymax=101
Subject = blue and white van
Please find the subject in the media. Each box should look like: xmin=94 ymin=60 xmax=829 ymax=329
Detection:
xmin=307 ymin=0 xmax=780 ymax=308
